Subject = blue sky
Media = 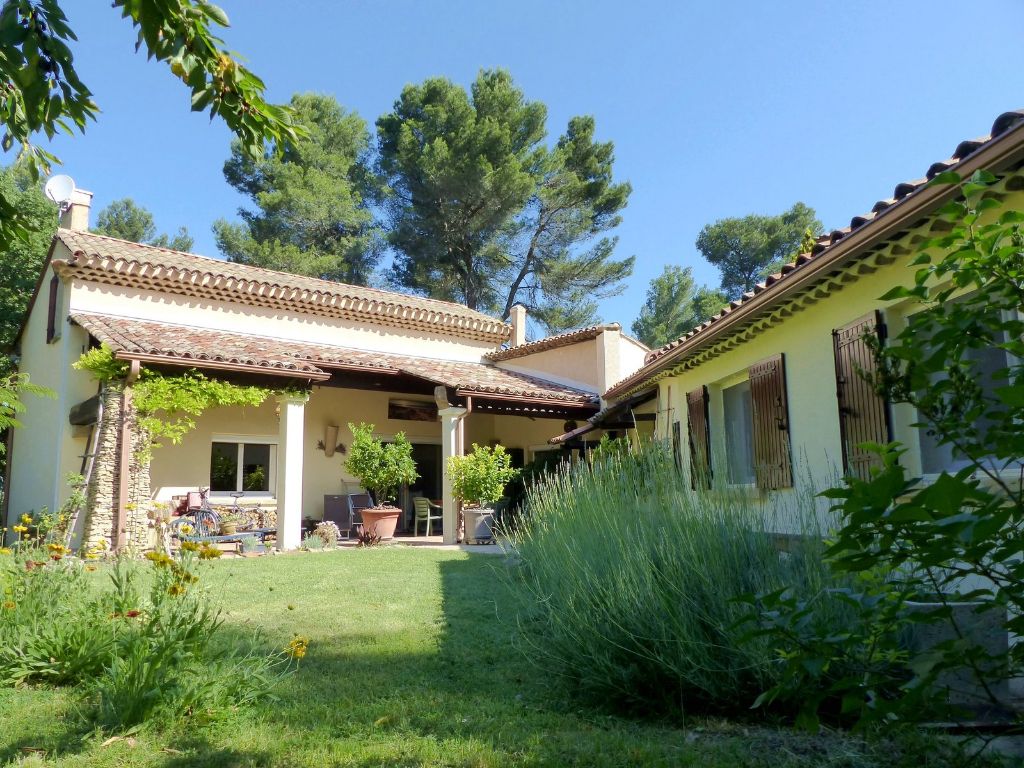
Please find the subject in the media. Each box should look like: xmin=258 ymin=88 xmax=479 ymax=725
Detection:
xmin=13 ymin=0 xmax=1024 ymax=332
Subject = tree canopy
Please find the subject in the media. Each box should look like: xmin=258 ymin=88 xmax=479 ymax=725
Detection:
xmin=631 ymin=265 xmax=726 ymax=348
xmin=695 ymin=202 xmax=821 ymax=300
xmin=214 ymin=93 xmax=381 ymax=284
xmin=94 ymin=198 xmax=193 ymax=251
xmin=0 ymin=164 xmax=56 ymax=365
xmin=0 ymin=0 xmax=301 ymax=251
xmin=377 ymin=69 xmax=633 ymax=332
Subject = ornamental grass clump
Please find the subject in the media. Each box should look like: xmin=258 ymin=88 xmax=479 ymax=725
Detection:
xmin=507 ymin=440 xmax=836 ymax=720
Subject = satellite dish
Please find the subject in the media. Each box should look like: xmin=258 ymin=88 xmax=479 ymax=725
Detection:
xmin=44 ymin=175 xmax=76 ymax=208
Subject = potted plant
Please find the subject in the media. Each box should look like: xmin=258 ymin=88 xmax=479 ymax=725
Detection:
xmin=219 ymin=510 xmax=241 ymax=536
xmin=448 ymin=444 xmax=519 ymax=544
xmin=345 ymin=423 xmax=418 ymax=540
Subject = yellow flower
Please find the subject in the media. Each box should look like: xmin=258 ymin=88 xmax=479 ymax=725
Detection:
xmin=47 ymin=543 xmax=69 ymax=554
xmin=285 ymin=635 xmax=309 ymax=660
xmin=180 ymin=541 xmax=200 ymax=552
xmin=12 ymin=525 xmax=27 ymax=534
xmin=85 ymin=553 xmax=99 ymax=560
xmin=85 ymin=565 xmax=97 ymax=572
xmin=179 ymin=523 xmax=194 ymax=535
xmin=167 ymin=583 xmax=186 ymax=597
xmin=145 ymin=551 xmax=173 ymax=567
xmin=19 ymin=514 xmax=32 ymax=525
xmin=0 ymin=548 xmax=11 ymax=556
xmin=198 ymin=545 xmax=222 ymax=560
xmin=2 ymin=601 xmax=14 ymax=610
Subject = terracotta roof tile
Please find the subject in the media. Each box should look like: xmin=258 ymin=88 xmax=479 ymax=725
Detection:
xmin=55 ymin=231 xmax=510 ymax=345
xmin=71 ymin=313 xmax=596 ymax=405
xmin=636 ymin=109 xmax=1024 ymax=372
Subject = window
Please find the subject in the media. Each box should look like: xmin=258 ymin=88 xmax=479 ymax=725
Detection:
xmin=210 ymin=441 xmax=275 ymax=493
xmin=722 ymin=380 xmax=755 ymax=485
xmin=918 ymin=341 xmax=1012 ymax=475
xmin=833 ymin=312 xmax=891 ymax=480
xmin=913 ymin=293 xmax=1015 ymax=475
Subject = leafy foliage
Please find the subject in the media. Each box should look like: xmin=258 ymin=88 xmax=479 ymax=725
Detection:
xmin=631 ymin=265 xmax=727 ymax=348
xmin=696 ymin=202 xmax=821 ymax=300
xmin=73 ymin=345 xmax=271 ymax=456
xmin=448 ymin=443 xmax=518 ymax=507
xmin=377 ymin=70 xmax=632 ymax=331
xmin=745 ymin=170 xmax=1024 ymax=731
xmin=214 ymin=93 xmax=382 ymax=285
xmin=345 ymin=422 xmax=418 ymax=505
xmin=0 ymin=163 xmax=56 ymax=370
xmin=94 ymin=197 xmax=194 ymax=251
xmin=0 ymin=371 xmax=54 ymax=457
xmin=0 ymin=0 xmax=301 ymax=250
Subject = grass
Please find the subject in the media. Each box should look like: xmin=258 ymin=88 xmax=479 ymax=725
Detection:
xmin=0 ymin=547 xmax=994 ymax=767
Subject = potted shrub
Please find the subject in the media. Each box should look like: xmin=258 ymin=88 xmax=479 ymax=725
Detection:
xmin=345 ymin=423 xmax=418 ymax=540
xmin=218 ymin=510 xmax=241 ymax=536
xmin=448 ymin=444 xmax=519 ymax=544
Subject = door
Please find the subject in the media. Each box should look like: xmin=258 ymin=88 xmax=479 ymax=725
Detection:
xmin=398 ymin=443 xmax=443 ymax=533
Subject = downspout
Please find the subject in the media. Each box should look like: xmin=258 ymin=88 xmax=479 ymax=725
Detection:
xmin=114 ymin=361 xmax=140 ymax=552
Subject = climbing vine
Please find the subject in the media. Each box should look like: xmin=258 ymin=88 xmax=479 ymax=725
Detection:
xmin=74 ymin=346 xmax=277 ymax=459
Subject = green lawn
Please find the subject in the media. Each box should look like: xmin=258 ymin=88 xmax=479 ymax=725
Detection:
xmin=0 ymin=548 xmax=986 ymax=767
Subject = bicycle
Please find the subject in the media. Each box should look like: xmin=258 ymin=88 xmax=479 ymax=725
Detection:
xmin=169 ymin=487 xmax=220 ymax=539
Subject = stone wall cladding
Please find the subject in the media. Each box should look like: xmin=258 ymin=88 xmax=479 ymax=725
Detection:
xmin=81 ymin=380 xmax=152 ymax=552
xmin=82 ymin=381 xmax=123 ymax=552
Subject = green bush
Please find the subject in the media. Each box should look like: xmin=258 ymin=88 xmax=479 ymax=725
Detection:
xmin=345 ymin=422 xmax=418 ymax=505
xmin=448 ymin=443 xmax=519 ymax=507
xmin=507 ymin=441 xmax=836 ymax=719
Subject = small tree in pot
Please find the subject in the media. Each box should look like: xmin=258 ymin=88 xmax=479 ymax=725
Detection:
xmin=448 ymin=444 xmax=519 ymax=543
xmin=345 ymin=423 xmax=418 ymax=540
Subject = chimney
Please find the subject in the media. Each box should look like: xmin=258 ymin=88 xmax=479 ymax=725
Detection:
xmin=59 ymin=188 xmax=93 ymax=231
xmin=509 ymin=303 xmax=527 ymax=347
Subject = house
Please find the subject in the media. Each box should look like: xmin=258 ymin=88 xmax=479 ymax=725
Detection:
xmin=3 ymin=191 xmax=647 ymax=549
xmin=561 ymin=109 xmax=1024 ymax=519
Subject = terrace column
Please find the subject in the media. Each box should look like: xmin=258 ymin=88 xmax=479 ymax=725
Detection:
xmin=276 ymin=394 xmax=308 ymax=551
xmin=439 ymin=405 xmax=467 ymax=545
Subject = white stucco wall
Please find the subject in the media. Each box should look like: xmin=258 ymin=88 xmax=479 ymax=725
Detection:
xmin=6 ymin=266 xmax=96 ymax=530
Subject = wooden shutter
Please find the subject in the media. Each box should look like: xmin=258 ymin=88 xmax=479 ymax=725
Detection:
xmin=833 ymin=311 xmax=891 ymax=480
xmin=749 ymin=354 xmax=793 ymax=489
xmin=686 ymin=386 xmax=711 ymax=489
xmin=45 ymin=275 xmax=59 ymax=343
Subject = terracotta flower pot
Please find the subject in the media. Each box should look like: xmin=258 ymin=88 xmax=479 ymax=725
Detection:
xmin=219 ymin=521 xmax=238 ymax=536
xmin=360 ymin=507 xmax=401 ymax=540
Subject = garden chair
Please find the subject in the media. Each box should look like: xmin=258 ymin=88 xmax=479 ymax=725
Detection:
xmin=347 ymin=492 xmax=373 ymax=538
xmin=412 ymin=497 xmax=443 ymax=537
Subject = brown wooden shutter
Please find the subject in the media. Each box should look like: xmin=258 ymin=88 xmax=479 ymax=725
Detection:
xmin=749 ymin=354 xmax=792 ymax=489
xmin=833 ymin=311 xmax=891 ymax=480
xmin=46 ymin=275 xmax=59 ymax=343
xmin=686 ymin=386 xmax=711 ymax=489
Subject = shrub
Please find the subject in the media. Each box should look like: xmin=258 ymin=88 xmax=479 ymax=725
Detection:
xmin=507 ymin=441 xmax=836 ymax=719
xmin=448 ymin=443 xmax=518 ymax=508
xmin=301 ymin=533 xmax=324 ymax=551
xmin=0 ymin=542 xmax=293 ymax=731
xmin=745 ymin=171 xmax=1024 ymax=731
xmin=345 ymin=423 xmax=418 ymax=505
xmin=314 ymin=521 xmax=341 ymax=548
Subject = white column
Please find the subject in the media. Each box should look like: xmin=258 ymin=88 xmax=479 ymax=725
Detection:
xmin=276 ymin=394 xmax=308 ymax=551
xmin=439 ymin=405 xmax=467 ymax=545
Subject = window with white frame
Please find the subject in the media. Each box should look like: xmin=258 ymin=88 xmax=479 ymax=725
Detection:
xmin=210 ymin=439 xmax=276 ymax=494
xmin=722 ymin=379 xmax=756 ymax=485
